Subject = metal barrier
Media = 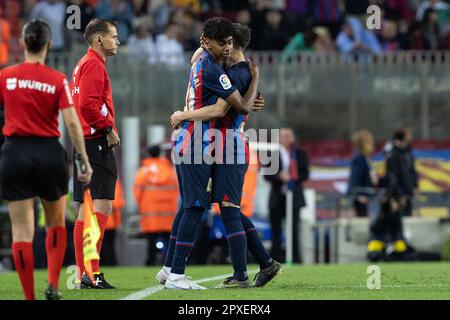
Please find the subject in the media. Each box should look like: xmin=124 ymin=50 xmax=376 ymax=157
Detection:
xmin=38 ymin=49 xmax=450 ymax=141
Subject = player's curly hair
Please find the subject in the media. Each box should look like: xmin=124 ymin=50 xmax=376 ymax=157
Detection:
xmin=203 ymin=17 xmax=234 ymax=41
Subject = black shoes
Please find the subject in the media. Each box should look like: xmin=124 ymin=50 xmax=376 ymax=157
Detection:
xmin=254 ymin=261 xmax=283 ymax=287
xmin=45 ymin=284 xmax=63 ymax=300
xmin=216 ymin=276 xmax=251 ymax=289
xmin=81 ymin=273 xmax=115 ymax=289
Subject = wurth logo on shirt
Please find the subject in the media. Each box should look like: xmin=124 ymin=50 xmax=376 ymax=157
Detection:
xmin=6 ymin=78 xmax=56 ymax=94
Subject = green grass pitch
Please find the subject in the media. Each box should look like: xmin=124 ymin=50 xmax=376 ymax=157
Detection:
xmin=0 ymin=262 xmax=449 ymax=300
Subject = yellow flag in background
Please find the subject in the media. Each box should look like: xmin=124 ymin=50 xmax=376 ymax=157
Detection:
xmin=83 ymin=189 xmax=101 ymax=282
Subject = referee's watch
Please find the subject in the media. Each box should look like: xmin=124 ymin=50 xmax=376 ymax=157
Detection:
xmin=105 ymin=126 xmax=113 ymax=134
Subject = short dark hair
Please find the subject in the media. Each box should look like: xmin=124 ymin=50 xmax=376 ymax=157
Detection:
xmin=232 ymin=23 xmax=251 ymax=51
xmin=22 ymin=19 xmax=51 ymax=53
xmin=83 ymin=19 xmax=117 ymax=45
xmin=393 ymin=129 xmax=406 ymax=142
xmin=148 ymin=145 xmax=161 ymax=158
xmin=203 ymin=17 xmax=234 ymax=41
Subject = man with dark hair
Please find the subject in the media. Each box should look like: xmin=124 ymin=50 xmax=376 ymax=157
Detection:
xmin=165 ymin=23 xmax=281 ymax=289
xmin=401 ymin=127 xmax=418 ymax=217
xmin=367 ymin=129 xmax=415 ymax=261
xmin=162 ymin=17 xmax=261 ymax=290
xmin=70 ymin=18 xmax=121 ymax=289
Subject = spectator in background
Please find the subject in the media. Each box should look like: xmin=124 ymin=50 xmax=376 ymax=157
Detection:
xmin=416 ymin=0 xmax=449 ymax=28
xmin=0 ymin=6 xmax=11 ymax=67
xmin=380 ymin=0 xmax=413 ymax=22
xmin=30 ymin=0 xmax=67 ymax=51
xmin=311 ymin=0 xmax=345 ymax=39
xmin=348 ymin=130 xmax=377 ymax=217
xmin=422 ymin=8 xmax=441 ymax=49
xmin=265 ymin=128 xmax=309 ymax=263
xmin=95 ymin=0 xmax=135 ymax=44
xmin=150 ymin=0 xmax=172 ymax=35
xmin=170 ymin=7 xmax=202 ymax=50
xmin=284 ymin=0 xmax=309 ymax=33
xmin=379 ymin=19 xmax=405 ymax=51
xmin=128 ymin=17 xmax=158 ymax=64
xmin=236 ymin=9 xmax=252 ymax=26
xmin=133 ymin=145 xmax=179 ymax=266
xmin=156 ymin=22 xmax=185 ymax=66
xmin=171 ymin=0 xmax=201 ymax=13
xmin=254 ymin=10 xmax=290 ymax=50
xmin=407 ymin=21 xmax=431 ymax=49
xmin=345 ymin=0 xmax=370 ymax=16
xmin=281 ymin=27 xmax=335 ymax=62
xmin=336 ymin=16 xmax=382 ymax=57
xmin=130 ymin=0 xmax=150 ymax=17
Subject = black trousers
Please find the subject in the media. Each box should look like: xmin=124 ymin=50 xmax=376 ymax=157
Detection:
xmin=269 ymin=200 xmax=301 ymax=263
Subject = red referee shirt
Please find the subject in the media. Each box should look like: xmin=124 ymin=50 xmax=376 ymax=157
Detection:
xmin=0 ymin=62 xmax=73 ymax=137
xmin=70 ymin=48 xmax=116 ymax=139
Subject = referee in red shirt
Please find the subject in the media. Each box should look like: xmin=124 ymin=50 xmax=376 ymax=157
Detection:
xmin=0 ymin=19 xmax=92 ymax=300
xmin=70 ymin=19 xmax=120 ymax=289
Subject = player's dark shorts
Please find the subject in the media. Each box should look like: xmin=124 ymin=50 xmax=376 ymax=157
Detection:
xmin=176 ymin=163 xmax=212 ymax=209
xmin=212 ymin=164 xmax=248 ymax=205
xmin=73 ymin=136 xmax=117 ymax=203
xmin=0 ymin=137 xmax=69 ymax=201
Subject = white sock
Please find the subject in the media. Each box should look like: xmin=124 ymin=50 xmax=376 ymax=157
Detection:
xmin=168 ymin=273 xmax=185 ymax=281
xmin=163 ymin=266 xmax=171 ymax=274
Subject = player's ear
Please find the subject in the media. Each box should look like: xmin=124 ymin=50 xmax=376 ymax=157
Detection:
xmin=98 ymin=36 xmax=102 ymax=46
xmin=47 ymin=40 xmax=52 ymax=50
xmin=19 ymin=37 xmax=25 ymax=50
xmin=203 ymin=38 xmax=211 ymax=49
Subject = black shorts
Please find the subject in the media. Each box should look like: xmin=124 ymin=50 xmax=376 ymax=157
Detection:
xmin=73 ymin=136 xmax=117 ymax=203
xmin=0 ymin=137 xmax=69 ymax=201
xmin=176 ymin=163 xmax=212 ymax=209
xmin=212 ymin=164 xmax=248 ymax=205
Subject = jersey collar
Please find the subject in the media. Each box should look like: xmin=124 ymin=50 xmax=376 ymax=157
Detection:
xmin=87 ymin=48 xmax=105 ymax=64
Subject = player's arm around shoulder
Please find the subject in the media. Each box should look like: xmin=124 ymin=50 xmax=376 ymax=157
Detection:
xmin=170 ymin=99 xmax=230 ymax=129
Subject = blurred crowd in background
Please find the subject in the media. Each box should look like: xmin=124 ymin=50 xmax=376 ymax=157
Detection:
xmin=1 ymin=0 xmax=450 ymax=67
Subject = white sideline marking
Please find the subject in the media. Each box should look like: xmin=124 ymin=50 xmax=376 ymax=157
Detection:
xmin=121 ymin=269 xmax=259 ymax=300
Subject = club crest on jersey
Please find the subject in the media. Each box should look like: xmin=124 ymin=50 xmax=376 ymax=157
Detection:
xmin=6 ymin=78 xmax=17 ymax=90
xmin=219 ymin=74 xmax=232 ymax=90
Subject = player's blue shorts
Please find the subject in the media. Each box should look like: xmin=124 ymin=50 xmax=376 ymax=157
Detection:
xmin=212 ymin=164 xmax=249 ymax=205
xmin=176 ymin=163 xmax=212 ymax=209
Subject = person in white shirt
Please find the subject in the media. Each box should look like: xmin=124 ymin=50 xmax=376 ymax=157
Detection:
xmin=155 ymin=23 xmax=185 ymax=67
xmin=128 ymin=19 xmax=158 ymax=64
xmin=30 ymin=0 xmax=67 ymax=51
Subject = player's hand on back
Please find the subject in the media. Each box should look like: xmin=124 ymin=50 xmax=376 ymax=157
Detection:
xmin=247 ymin=59 xmax=260 ymax=80
xmin=107 ymin=129 xmax=120 ymax=148
xmin=252 ymin=91 xmax=265 ymax=112
xmin=170 ymin=111 xmax=184 ymax=130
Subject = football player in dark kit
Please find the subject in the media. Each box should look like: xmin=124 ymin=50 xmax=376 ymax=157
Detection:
xmin=0 ymin=19 xmax=92 ymax=300
xmin=168 ymin=23 xmax=282 ymax=288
